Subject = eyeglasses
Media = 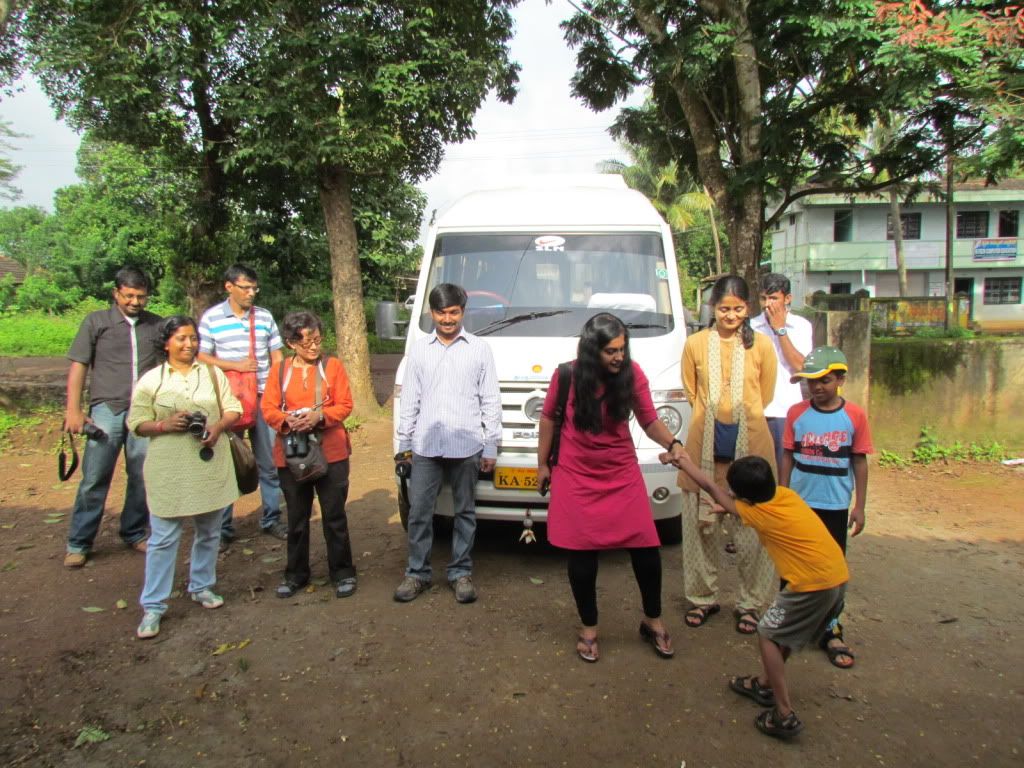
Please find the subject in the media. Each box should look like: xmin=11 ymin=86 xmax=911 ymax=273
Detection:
xmin=116 ymin=290 xmax=149 ymax=303
xmin=231 ymin=282 xmax=260 ymax=294
xmin=294 ymin=337 xmax=323 ymax=350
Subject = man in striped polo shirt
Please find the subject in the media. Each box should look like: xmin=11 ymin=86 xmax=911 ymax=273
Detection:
xmin=393 ymin=283 xmax=501 ymax=604
xmin=198 ymin=264 xmax=286 ymax=543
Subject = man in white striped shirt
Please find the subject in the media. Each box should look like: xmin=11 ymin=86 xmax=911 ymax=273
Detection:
xmin=394 ymin=283 xmax=501 ymax=604
xmin=198 ymin=264 xmax=285 ymax=544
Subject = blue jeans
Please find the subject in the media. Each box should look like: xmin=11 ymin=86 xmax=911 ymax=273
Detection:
xmin=405 ymin=452 xmax=480 ymax=582
xmin=220 ymin=394 xmax=281 ymax=538
xmin=66 ymin=402 xmax=150 ymax=554
xmin=140 ymin=510 xmax=221 ymax=615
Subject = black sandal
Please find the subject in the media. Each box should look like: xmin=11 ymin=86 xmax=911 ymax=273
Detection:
xmin=734 ymin=608 xmax=760 ymax=635
xmin=755 ymin=707 xmax=804 ymax=739
xmin=728 ymin=674 xmax=775 ymax=707
xmin=823 ymin=641 xmax=856 ymax=668
xmin=276 ymin=580 xmax=308 ymax=599
xmin=684 ymin=603 xmax=720 ymax=628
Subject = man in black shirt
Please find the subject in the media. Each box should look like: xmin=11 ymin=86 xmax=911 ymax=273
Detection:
xmin=64 ymin=267 xmax=163 ymax=568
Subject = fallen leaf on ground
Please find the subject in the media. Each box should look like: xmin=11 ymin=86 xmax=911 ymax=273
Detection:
xmin=529 ymin=577 xmax=544 ymax=585
xmin=242 ymin=548 xmax=255 ymax=556
xmin=73 ymin=726 xmax=110 ymax=747
xmin=261 ymin=555 xmax=282 ymax=564
xmin=81 ymin=606 xmax=105 ymax=613
xmin=115 ymin=599 xmax=128 ymax=610
xmin=212 ymin=639 xmax=252 ymax=656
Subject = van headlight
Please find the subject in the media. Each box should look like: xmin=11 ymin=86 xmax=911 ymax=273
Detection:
xmin=656 ymin=406 xmax=682 ymax=435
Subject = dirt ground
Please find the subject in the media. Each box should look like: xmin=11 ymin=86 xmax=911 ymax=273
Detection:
xmin=0 ymin=416 xmax=1022 ymax=767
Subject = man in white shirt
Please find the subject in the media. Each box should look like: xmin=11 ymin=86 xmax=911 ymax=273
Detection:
xmin=393 ymin=283 xmax=501 ymax=605
xmin=750 ymin=273 xmax=814 ymax=468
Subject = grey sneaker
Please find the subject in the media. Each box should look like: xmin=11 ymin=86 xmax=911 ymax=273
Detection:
xmin=262 ymin=521 xmax=289 ymax=541
xmin=450 ymin=575 xmax=477 ymax=604
xmin=136 ymin=611 xmax=161 ymax=639
xmin=190 ymin=588 xmax=225 ymax=609
xmin=393 ymin=576 xmax=430 ymax=603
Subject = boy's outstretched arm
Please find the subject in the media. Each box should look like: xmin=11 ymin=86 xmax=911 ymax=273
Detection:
xmin=850 ymin=453 xmax=868 ymax=536
xmin=659 ymin=450 xmax=738 ymax=516
xmin=780 ymin=449 xmax=794 ymax=487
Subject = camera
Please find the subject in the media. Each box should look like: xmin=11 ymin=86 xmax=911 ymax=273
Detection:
xmin=284 ymin=431 xmax=310 ymax=459
xmin=183 ymin=412 xmax=208 ymax=440
xmin=82 ymin=423 xmax=107 ymax=440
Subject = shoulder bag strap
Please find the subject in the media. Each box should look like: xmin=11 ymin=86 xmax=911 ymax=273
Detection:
xmin=208 ymin=364 xmax=224 ymax=419
xmin=248 ymin=310 xmax=256 ymax=360
xmin=548 ymin=362 xmax=573 ymax=468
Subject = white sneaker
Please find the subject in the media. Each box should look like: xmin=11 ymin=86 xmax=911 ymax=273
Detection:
xmin=136 ymin=611 xmax=162 ymax=639
xmin=190 ymin=588 xmax=224 ymax=609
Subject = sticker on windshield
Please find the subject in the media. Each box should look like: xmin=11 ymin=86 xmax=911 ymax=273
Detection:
xmin=656 ymin=267 xmax=669 ymax=279
xmin=534 ymin=235 xmax=566 ymax=252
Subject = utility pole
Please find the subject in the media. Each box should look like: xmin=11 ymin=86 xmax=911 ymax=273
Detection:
xmin=944 ymin=151 xmax=956 ymax=330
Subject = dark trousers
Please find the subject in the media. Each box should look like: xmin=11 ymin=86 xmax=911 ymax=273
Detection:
xmin=567 ymin=547 xmax=663 ymax=627
xmin=277 ymin=459 xmax=354 ymax=585
xmin=813 ymin=506 xmax=849 ymax=643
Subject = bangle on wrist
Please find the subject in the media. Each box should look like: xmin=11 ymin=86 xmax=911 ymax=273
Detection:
xmin=156 ymin=421 xmax=164 ymax=434
xmin=668 ymin=438 xmax=682 ymax=451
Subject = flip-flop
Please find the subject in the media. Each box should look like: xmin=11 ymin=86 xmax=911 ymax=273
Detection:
xmin=576 ymin=635 xmax=599 ymax=663
xmin=684 ymin=603 xmax=720 ymax=628
xmin=728 ymin=674 xmax=776 ymax=707
xmin=639 ymin=621 xmax=674 ymax=659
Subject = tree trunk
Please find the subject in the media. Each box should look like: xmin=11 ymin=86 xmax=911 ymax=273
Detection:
xmin=944 ymin=153 xmax=956 ymax=330
xmin=318 ymin=163 xmax=377 ymax=415
xmin=890 ymin=189 xmax=908 ymax=297
xmin=726 ymin=195 xmax=765 ymax=312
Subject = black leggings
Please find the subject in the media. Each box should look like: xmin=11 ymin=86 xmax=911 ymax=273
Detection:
xmin=566 ymin=547 xmax=662 ymax=627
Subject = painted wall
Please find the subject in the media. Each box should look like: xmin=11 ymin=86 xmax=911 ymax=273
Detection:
xmin=869 ymin=338 xmax=1024 ymax=454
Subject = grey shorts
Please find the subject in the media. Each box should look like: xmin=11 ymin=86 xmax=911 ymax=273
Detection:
xmin=758 ymin=584 xmax=847 ymax=651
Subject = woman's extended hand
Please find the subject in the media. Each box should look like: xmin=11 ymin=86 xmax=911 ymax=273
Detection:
xmin=286 ymin=411 xmax=320 ymax=433
xmin=537 ymin=465 xmax=551 ymax=495
xmin=161 ymin=411 xmax=192 ymax=434
xmin=200 ymin=421 xmax=223 ymax=448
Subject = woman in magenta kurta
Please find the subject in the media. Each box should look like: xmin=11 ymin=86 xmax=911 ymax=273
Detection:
xmin=537 ymin=313 xmax=687 ymax=663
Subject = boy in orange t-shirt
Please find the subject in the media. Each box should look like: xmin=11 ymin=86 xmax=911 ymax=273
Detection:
xmin=664 ymin=451 xmax=848 ymax=740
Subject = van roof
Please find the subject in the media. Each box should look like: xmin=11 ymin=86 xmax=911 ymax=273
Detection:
xmin=433 ymin=175 xmax=665 ymax=230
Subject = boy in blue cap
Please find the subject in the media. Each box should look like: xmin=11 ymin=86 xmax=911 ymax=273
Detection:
xmin=782 ymin=346 xmax=873 ymax=669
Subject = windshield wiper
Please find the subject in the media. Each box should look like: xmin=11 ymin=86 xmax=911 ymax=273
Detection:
xmin=474 ymin=310 xmax=572 ymax=336
xmin=622 ymin=322 xmax=670 ymax=331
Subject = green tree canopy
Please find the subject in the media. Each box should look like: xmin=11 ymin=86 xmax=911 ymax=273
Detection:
xmin=564 ymin=0 xmax=1022 ymax=297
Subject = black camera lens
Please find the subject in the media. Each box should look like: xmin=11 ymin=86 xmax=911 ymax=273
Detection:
xmin=82 ymin=423 xmax=108 ymax=440
xmin=199 ymin=446 xmax=214 ymax=462
xmin=395 ymin=461 xmax=411 ymax=479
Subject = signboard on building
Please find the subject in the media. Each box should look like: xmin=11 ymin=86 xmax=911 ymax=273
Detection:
xmin=973 ymin=239 xmax=1017 ymax=262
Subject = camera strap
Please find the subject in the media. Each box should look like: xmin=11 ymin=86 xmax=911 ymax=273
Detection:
xmin=58 ymin=430 xmax=80 ymax=482
xmin=280 ymin=359 xmax=325 ymax=414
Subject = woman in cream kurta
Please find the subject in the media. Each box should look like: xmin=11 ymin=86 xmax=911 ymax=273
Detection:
xmin=127 ymin=316 xmax=241 ymax=639
xmin=678 ymin=276 xmax=778 ymax=633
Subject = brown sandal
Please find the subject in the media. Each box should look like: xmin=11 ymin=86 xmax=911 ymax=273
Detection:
xmin=639 ymin=621 xmax=674 ymax=659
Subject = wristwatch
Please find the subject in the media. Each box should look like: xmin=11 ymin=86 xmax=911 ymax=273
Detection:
xmin=773 ymin=326 xmax=788 ymax=337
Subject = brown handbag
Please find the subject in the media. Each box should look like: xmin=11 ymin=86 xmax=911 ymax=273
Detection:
xmin=210 ymin=365 xmax=259 ymax=494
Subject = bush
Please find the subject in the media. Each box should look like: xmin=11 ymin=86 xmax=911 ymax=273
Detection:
xmin=15 ymin=275 xmax=82 ymax=313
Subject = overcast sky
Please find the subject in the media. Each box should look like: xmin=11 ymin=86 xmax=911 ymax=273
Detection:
xmin=0 ymin=0 xmax=642 ymax=238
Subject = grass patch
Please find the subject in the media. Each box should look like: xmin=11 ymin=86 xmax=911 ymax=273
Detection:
xmin=879 ymin=426 xmax=1007 ymax=467
xmin=0 ymin=408 xmax=43 ymax=443
xmin=0 ymin=311 xmax=82 ymax=356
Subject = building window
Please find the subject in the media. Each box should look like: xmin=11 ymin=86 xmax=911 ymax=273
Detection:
xmin=789 ymin=214 xmax=796 ymax=226
xmin=983 ymin=277 xmax=1021 ymax=305
xmin=886 ymin=212 xmax=921 ymax=240
xmin=830 ymin=282 xmax=852 ymax=294
xmin=957 ymin=211 xmax=989 ymax=239
xmin=998 ymin=210 xmax=1019 ymax=238
xmin=833 ymin=209 xmax=853 ymax=242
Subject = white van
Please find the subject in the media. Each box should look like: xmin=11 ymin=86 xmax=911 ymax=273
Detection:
xmin=392 ymin=175 xmax=691 ymax=543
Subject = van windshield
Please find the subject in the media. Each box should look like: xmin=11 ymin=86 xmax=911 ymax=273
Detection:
xmin=419 ymin=232 xmax=675 ymax=337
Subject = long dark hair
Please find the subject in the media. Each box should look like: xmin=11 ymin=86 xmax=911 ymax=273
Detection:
xmin=572 ymin=313 xmax=634 ymax=434
xmin=709 ymin=275 xmax=754 ymax=349
xmin=155 ymin=315 xmax=199 ymax=360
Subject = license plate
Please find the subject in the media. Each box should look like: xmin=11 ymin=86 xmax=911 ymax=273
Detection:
xmin=494 ymin=467 xmax=538 ymax=491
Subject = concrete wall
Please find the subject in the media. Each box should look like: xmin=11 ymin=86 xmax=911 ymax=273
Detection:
xmin=869 ymin=338 xmax=1024 ymax=454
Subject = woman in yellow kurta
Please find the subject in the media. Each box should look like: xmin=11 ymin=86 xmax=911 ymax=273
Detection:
xmin=678 ymin=276 xmax=778 ymax=634
xmin=128 ymin=316 xmax=242 ymax=640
